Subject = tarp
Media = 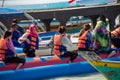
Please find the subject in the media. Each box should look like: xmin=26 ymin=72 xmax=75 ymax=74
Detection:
xmin=0 ymin=8 xmax=24 ymax=17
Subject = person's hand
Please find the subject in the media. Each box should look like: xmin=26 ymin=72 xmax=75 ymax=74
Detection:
xmin=14 ymin=54 xmax=18 ymax=57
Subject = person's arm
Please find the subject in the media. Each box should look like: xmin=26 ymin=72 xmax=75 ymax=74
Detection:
xmin=38 ymin=36 xmax=42 ymax=43
xmin=18 ymin=33 xmax=30 ymax=44
xmin=6 ymin=39 xmax=17 ymax=56
xmin=16 ymin=31 xmax=21 ymax=40
xmin=87 ymin=32 xmax=93 ymax=49
xmin=61 ymin=35 xmax=73 ymax=51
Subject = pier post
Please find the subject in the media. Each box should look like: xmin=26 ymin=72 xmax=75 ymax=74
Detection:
xmin=89 ymin=15 xmax=99 ymax=28
xmin=99 ymin=15 xmax=107 ymax=25
xmin=107 ymin=16 xmax=116 ymax=31
xmin=55 ymin=11 xmax=70 ymax=27
xmin=41 ymin=19 xmax=52 ymax=31
xmin=56 ymin=16 xmax=70 ymax=27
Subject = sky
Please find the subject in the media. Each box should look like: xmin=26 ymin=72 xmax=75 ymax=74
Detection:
xmin=0 ymin=0 xmax=116 ymax=8
xmin=0 ymin=0 xmax=69 ymax=6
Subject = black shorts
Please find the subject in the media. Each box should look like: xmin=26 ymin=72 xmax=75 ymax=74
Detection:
xmin=4 ymin=57 xmax=25 ymax=64
xmin=23 ymin=47 xmax=36 ymax=57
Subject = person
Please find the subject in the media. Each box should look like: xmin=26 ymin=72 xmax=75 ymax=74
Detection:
xmin=11 ymin=23 xmax=22 ymax=47
xmin=18 ymin=24 xmax=40 ymax=57
xmin=53 ymin=26 xmax=78 ymax=63
xmin=92 ymin=21 xmax=116 ymax=58
xmin=110 ymin=24 xmax=120 ymax=48
xmin=12 ymin=19 xmax=25 ymax=35
xmin=0 ymin=30 xmax=25 ymax=70
xmin=77 ymin=24 xmax=93 ymax=51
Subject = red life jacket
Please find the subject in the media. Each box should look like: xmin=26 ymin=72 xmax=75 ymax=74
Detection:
xmin=78 ymin=31 xmax=89 ymax=49
xmin=111 ymin=27 xmax=120 ymax=36
xmin=0 ymin=38 xmax=7 ymax=61
xmin=30 ymin=36 xmax=37 ymax=50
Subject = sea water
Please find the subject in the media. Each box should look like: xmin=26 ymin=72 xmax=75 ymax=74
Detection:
xmin=43 ymin=72 xmax=106 ymax=80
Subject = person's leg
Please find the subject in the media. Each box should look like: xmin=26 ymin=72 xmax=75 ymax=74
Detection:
xmin=27 ymin=48 xmax=36 ymax=57
xmin=107 ymin=51 xmax=116 ymax=58
xmin=23 ymin=47 xmax=29 ymax=55
xmin=63 ymin=51 xmax=78 ymax=63
xmin=107 ymin=48 xmax=117 ymax=58
xmin=68 ymin=51 xmax=78 ymax=62
xmin=9 ymin=57 xmax=25 ymax=69
xmin=60 ymin=52 xmax=71 ymax=63
xmin=16 ymin=63 xmax=23 ymax=70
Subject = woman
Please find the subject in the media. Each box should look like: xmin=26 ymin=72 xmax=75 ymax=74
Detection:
xmin=78 ymin=24 xmax=93 ymax=51
xmin=92 ymin=21 xmax=110 ymax=52
xmin=53 ymin=26 xmax=78 ymax=63
xmin=92 ymin=21 xmax=116 ymax=57
xmin=19 ymin=24 xmax=40 ymax=57
xmin=0 ymin=30 xmax=25 ymax=70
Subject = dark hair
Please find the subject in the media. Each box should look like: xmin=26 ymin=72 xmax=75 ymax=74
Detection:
xmin=3 ymin=30 xmax=12 ymax=39
xmin=58 ymin=26 xmax=66 ymax=34
xmin=79 ymin=24 xmax=91 ymax=36
xmin=12 ymin=19 xmax=17 ymax=23
xmin=84 ymin=24 xmax=91 ymax=30
xmin=11 ymin=23 xmax=17 ymax=28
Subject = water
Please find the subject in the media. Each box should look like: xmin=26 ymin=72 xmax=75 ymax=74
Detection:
xmin=44 ymin=72 xmax=106 ymax=80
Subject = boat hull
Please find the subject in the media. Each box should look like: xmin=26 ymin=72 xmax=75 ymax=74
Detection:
xmin=0 ymin=61 xmax=96 ymax=80
xmin=79 ymin=50 xmax=120 ymax=80
xmin=90 ymin=60 xmax=120 ymax=80
xmin=0 ymin=51 xmax=120 ymax=80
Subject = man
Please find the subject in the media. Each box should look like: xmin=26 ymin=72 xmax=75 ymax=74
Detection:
xmin=11 ymin=23 xmax=22 ymax=47
xmin=12 ymin=19 xmax=25 ymax=35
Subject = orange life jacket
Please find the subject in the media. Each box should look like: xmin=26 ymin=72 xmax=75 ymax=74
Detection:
xmin=111 ymin=27 xmax=120 ymax=36
xmin=0 ymin=38 xmax=7 ymax=61
xmin=30 ymin=36 xmax=37 ymax=50
xmin=53 ymin=33 xmax=67 ymax=55
xmin=53 ymin=35 xmax=62 ymax=55
xmin=78 ymin=30 xmax=89 ymax=49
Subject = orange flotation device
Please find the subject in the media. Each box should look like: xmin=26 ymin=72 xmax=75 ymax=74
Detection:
xmin=0 ymin=38 xmax=7 ymax=61
xmin=30 ymin=36 xmax=37 ymax=50
xmin=53 ymin=35 xmax=62 ymax=55
xmin=78 ymin=31 xmax=89 ymax=49
xmin=111 ymin=27 xmax=120 ymax=36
